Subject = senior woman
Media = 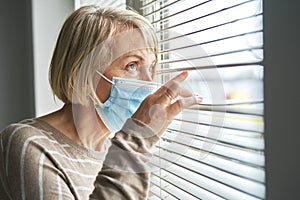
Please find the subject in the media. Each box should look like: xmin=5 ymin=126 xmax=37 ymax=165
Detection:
xmin=0 ymin=6 xmax=202 ymax=200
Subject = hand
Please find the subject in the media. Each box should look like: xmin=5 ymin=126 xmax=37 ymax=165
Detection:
xmin=132 ymin=71 xmax=203 ymax=136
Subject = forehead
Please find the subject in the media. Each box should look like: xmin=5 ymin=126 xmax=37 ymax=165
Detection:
xmin=111 ymin=29 xmax=155 ymax=61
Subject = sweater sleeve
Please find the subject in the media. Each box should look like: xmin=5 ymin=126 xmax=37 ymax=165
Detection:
xmin=90 ymin=118 xmax=160 ymax=200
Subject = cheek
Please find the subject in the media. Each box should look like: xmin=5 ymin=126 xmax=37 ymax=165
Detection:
xmin=96 ymin=79 xmax=112 ymax=103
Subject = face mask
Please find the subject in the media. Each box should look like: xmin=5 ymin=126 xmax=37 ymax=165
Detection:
xmin=95 ymin=72 xmax=159 ymax=134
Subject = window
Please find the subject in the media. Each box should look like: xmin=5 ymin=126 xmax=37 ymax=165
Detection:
xmin=139 ymin=0 xmax=265 ymax=199
xmin=75 ymin=0 xmax=265 ymax=199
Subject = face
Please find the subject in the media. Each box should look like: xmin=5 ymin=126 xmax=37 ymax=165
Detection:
xmin=95 ymin=29 xmax=157 ymax=103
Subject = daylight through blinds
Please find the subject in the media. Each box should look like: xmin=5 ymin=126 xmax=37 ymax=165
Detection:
xmin=140 ymin=0 xmax=265 ymax=199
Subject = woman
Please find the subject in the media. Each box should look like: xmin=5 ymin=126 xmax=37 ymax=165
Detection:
xmin=0 ymin=6 xmax=202 ymax=199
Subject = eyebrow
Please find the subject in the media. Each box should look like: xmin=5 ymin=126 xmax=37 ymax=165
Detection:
xmin=122 ymin=53 xmax=156 ymax=64
xmin=123 ymin=54 xmax=144 ymax=61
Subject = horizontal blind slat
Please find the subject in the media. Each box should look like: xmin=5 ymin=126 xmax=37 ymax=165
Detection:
xmin=162 ymin=129 xmax=263 ymax=153
xmin=155 ymin=63 xmax=263 ymax=74
xmin=149 ymin=183 xmax=178 ymax=200
xmin=175 ymin=109 xmax=264 ymax=132
xmin=140 ymin=0 xmax=157 ymax=10
xmin=158 ymin=46 xmax=262 ymax=65
xmin=159 ymin=131 xmax=265 ymax=166
xmin=150 ymin=176 xmax=198 ymax=200
xmin=170 ymin=118 xmax=263 ymax=138
xmin=191 ymin=101 xmax=264 ymax=115
xmin=167 ymin=121 xmax=264 ymax=150
xmin=159 ymin=31 xmax=263 ymax=59
xmin=150 ymin=172 xmax=225 ymax=200
xmin=150 ymin=0 xmax=212 ymax=24
xmin=151 ymin=0 xmax=261 ymax=31
xmin=151 ymin=0 xmax=259 ymax=32
xmin=159 ymin=15 xmax=263 ymax=53
xmin=143 ymin=0 xmax=181 ymax=17
xmin=159 ymin=13 xmax=262 ymax=45
xmin=150 ymin=159 xmax=264 ymax=199
xmin=152 ymin=141 xmax=265 ymax=182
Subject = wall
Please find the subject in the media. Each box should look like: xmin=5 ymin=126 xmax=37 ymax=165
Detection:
xmin=0 ymin=0 xmax=35 ymax=130
xmin=32 ymin=0 xmax=74 ymax=117
xmin=264 ymin=0 xmax=300 ymax=199
xmin=0 ymin=0 xmax=74 ymax=129
xmin=74 ymin=0 xmax=126 ymax=9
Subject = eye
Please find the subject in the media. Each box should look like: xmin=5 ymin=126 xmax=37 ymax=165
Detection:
xmin=126 ymin=62 xmax=138 ymax=71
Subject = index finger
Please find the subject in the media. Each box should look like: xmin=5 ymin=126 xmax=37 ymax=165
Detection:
xmin=167 ymin=71 xmax=188 ymax=85
xmin=155 ymin=71 xmax=189 ymax=95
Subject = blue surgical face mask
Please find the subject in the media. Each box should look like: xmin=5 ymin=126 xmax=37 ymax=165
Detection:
xmin=95 ymin=71 xmax=159 ymax=134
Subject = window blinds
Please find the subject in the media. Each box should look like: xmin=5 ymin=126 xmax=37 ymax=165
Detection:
xmin=139 ymin=0 xmax=265 ymax=199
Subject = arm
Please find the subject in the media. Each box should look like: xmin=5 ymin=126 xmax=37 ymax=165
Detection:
xmin=90 ymin=72 xmax=202 ymax=199
xmin=90 ymin=118 xmax=159 ymax=200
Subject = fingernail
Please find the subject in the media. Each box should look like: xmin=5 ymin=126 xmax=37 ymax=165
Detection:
xmin=195 ymin=95 xmax=203 ymax=103
xmin=182 ymin=71 xmax=188 ymax=77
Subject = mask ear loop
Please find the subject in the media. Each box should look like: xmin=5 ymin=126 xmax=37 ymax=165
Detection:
xmin=94 ymin=71 xmax=115 ymax=107
xmin=96 ymin=71 xmax=115 ymax=85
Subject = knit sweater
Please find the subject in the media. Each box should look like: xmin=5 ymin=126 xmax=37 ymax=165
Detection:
xmin=0 ymin=118 xmax=158 ymax=200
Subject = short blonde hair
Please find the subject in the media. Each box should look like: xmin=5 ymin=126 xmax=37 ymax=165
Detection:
xmin=49 ymin=6 xmax=158 ymax=106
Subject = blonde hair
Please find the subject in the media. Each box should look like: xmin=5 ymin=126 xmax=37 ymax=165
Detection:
xmin=49 ymin=6 xmax=158 ymax=106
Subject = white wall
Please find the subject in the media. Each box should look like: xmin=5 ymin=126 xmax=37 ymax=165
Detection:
xmin=32 ymin=0 xmax=128 ymax=117
xmin=32 ymin=0 xmax=74 ymax=116
xmin=75 ymin=0 xmax=126 ymax=9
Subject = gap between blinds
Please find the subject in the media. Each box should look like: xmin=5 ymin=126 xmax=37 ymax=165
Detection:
xmin=139 ymin=0 xmax=265 ymax=199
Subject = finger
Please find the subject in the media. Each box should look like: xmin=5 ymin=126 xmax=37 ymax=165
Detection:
xmin=169 ymin=71 xmax=188 ymax=83
xmin=169 ymin=78 xmax=194 ymax=96
xmin=158 ymin=83 xmax=181 ymax=104
xmin=179 ymin=95 xmax=203 ymax=108
xmin=155 ymin=71 xmax=188 ymax=95
xmin=167 ymin=95 xmax=203 ymax=117
xmin=164 ymin=90 xmax=174 ymax=101
xmin=177 ymin=85 xmax=193 ymax=98
xmin=163 ymin=80 xmax=193 ymax=101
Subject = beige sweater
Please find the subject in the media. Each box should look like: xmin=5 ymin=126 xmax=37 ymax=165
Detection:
xmin=0 ymin=118 xmax=159 ymax=200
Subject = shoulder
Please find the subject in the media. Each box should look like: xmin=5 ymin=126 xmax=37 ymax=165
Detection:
xmin=0 ymin=119 xmax=71 ymax=199
xmin=0 ymin=119 xmax=52 ymax=180
xmin=0 ymin=119 xmax=57 ymax=159
xmin=0 ymin=118 xmax=51 ymax=151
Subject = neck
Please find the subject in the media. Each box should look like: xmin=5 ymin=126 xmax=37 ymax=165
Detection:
xmin=39 ymin=103 xmax=110 ymax=151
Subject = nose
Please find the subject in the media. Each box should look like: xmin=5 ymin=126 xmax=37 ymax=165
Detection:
xmin=140 ymin=66 xmax=153 ymax=81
